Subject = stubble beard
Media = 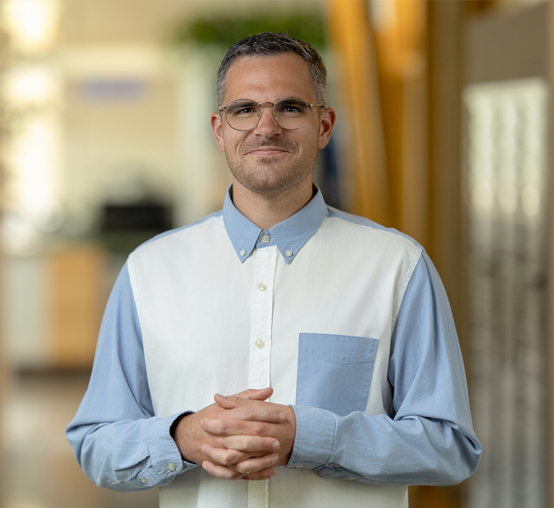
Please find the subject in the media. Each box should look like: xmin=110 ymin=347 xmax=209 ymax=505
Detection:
xmin=226 ymin=141 xmax=319 ymax=199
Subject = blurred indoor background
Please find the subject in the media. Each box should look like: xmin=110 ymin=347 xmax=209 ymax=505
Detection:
xmin=0 ymin=0 xmax=552 ymax=507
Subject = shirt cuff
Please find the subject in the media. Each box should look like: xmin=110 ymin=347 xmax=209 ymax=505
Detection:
xmin=140 ymin=412 xmax=199 ymax=487
xmin=286 ymin=405 xmax=336 ymax=470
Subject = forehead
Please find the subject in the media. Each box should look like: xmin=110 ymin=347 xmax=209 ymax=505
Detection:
xmin=223 ymin=53 xmax=316 ymax=104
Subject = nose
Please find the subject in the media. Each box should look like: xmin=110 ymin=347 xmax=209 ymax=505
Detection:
xmin=254 ymin=102 xmax=282 ymax=136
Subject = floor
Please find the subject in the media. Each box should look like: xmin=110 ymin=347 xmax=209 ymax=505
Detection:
xmin=0 ymin=370 xmax=159 ymax=508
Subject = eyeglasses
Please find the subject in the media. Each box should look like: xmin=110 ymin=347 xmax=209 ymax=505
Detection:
xmin=219 ymin=98 xmax=324 ymax=131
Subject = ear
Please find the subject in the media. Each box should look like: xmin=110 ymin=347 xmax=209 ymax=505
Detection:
xmin=318 ymin=107 xmax=337 ymax=149
xmin=210 ymin=112 xmax=226 ymax=153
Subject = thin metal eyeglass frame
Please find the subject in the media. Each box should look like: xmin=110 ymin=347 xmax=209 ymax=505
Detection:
xmin=218 ymin=99 xmax=324 ymax=131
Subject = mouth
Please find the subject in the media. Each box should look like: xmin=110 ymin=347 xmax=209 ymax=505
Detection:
xmin=247 ymin=147 xmax=288 ymax=156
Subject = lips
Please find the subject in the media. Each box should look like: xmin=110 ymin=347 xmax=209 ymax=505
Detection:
xmin=248 ymin=147 xmax=287 ymax=155
xmin=241 ymin=141 xmax=293 ymax=156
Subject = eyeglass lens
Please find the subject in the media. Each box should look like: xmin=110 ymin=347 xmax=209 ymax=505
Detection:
xmin=225 ymin=99 xmax=310 ymax=131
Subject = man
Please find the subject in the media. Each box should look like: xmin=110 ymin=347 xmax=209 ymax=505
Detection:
xmin=67 ymin=33 xmax=481 ymax=508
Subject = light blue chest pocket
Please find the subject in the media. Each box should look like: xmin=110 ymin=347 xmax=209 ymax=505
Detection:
xmin=295 ymin=333 xmax=379 ymax=416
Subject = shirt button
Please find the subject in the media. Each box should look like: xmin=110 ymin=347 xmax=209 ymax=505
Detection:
xmin=255 ymin=339 xmax=265 ymax=349
xmin=239 ymin=249 xmax=246 ymax=256
xmin=167 ymin=463 xmax=176 ymax=472
xmin=140 ymin=478 xmax=147 ymax=484
xmin=258 ymin=283 xmax=267 ymax=291
xmin=285 ymin=250 xmax=293 ymax=257
xmin=261 ymin=235 xmax=270 ymax=244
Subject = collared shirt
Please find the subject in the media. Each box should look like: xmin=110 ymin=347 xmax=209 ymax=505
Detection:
xmin=67 ymin=187 xmax=481 ymax=508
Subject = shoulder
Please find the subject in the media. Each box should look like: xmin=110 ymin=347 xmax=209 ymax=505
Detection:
xmin=129 ymin=210 xmax=224 ymax=262
xmin=322 ymin=206 xmax=423 ymax=260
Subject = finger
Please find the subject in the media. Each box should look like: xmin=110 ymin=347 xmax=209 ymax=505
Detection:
xmin=215 ymin=392 xmax=272 ymax=409
xmin=202 ymin=434 xmax=279 ymax=466
xmin=202 ymin=443 xmax=253 ymax=466
xmin=242 ymin=468 xmax=277 ymax=481
xmin=224 ymin=435 xmax=279 ymax=453
xmin=215 ymin=393 xmax=247 ymax=409
xmin=201 ymin=418 xmax=272 ymax=436
xmin=233 ymin=453 xmax=279 ymax=475
xmin=213 ymin=402 xmax=286 ymax=423
xmin=230 ymin=387 xmax=273 ymax=402
xmin=202 ymin=442 xmax=275 ymax=466
xmin=202 ymin=460 xmax=245 ymax=480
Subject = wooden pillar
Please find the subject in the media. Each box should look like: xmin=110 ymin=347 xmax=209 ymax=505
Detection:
xmin=328 ymin=0 xmax=392 ymax=225
xmin=372 ymin=0 xmax=428 ymax=244
xmin=410 ymin=2 xmax=465 ymax=508
xmin=427 ymin=0 xmax=463 ymax=328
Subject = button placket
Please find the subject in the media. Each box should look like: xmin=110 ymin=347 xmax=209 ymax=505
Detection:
xmin=248 ymin=246 xmax=276 ymax=393
xmin=248 ymin=246 xmax=276 ymax=508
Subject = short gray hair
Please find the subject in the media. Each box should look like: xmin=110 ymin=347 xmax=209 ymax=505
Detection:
xmin=216 ymin=32 xmax=327 ymax=107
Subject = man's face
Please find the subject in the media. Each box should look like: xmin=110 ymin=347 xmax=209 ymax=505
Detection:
xmin=210 ymin=53 xmax=335 ymax=197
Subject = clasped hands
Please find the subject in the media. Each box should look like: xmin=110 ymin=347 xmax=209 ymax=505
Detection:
xmin=173 ymin=387 xmax=296 ymax=481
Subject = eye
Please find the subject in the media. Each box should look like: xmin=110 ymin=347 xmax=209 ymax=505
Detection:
xmin=283 ymin=104 xmax=301 ymax=113
xmin=276 ymin=100 xmax=307 ymax=115
xmin=236 ymin=106 xmax=256 ymax=115
xmin=227 ymin=101 xmax=258 ymax=116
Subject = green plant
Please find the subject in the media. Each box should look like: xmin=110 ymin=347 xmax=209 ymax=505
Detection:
xmin=170 ymin=11 xmax=326 ymax=50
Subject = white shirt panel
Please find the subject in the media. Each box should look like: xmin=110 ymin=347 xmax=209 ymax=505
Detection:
xmin=130 ymin=213 xmax=419 ymax=507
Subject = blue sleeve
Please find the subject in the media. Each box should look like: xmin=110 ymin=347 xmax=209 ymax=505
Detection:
xmin=287 ymin=252 xmax=482 ymax=485
xmin=65 ymin=263 xmax=198 ymax=491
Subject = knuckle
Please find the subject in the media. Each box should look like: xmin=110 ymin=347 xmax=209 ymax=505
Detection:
xmin=218 ymin=452 xmax=232 ymax=465
xmin=264 ymin=439 xmax=277 ymax=451
xmin=228 ymin=451 xmax=242 ymax=464
xmin=236 ymin=436 xmax=248 ymax=450
xmin=235 ymin=463 xmax=249 ymax=475
xmin=253 ymin=422 xmax=270 ymax=435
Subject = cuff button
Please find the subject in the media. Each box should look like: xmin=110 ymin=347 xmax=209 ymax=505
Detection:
xmin=168 ymin=463 xmax=176 ymax=471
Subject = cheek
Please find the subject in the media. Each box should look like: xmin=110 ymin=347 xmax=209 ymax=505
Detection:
xmin=220 ymin=133 xmax=240 ymax=154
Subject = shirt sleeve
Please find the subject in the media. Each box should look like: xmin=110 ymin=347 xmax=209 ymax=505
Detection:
xmin=65 ymin=262 xmax=198 ymax=491
xmin=286 ymin=251 xmax=482 ymax=485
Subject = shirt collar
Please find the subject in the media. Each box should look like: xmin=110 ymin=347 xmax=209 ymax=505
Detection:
xmin=222 ymin=185 xmax=327 ymax=264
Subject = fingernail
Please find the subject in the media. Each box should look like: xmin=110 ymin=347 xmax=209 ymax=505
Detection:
xmin=279 ymin=412 xmax=285 ymax=421
xmin=269 ymin=470 xmax=277 ymax=478
xmin=272 ymin=455 xmax=279 ymax=464
xmin=201 ymin=445 xmax=206 ymax=453
xmin=271 ymin=441 xmax=279 ymax=451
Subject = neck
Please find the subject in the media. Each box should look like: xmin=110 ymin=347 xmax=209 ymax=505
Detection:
xmin=231 ymin=180 xmax=314 ymax=230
